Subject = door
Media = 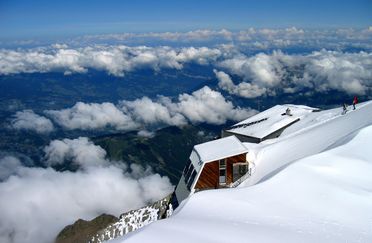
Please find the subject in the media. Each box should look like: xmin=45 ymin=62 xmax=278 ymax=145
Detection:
xmin=232 ymin=163 xmax=249 ymax=182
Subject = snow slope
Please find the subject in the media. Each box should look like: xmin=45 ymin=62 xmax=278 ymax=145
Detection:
xmin=113 ymin=102 xmax=372 ymax=243
xmin=242 ymin=101 xmax=372 ymax=186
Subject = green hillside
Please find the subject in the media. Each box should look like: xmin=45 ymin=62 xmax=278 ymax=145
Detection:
xmin=93 ymin=125 xmax=220 ymax=184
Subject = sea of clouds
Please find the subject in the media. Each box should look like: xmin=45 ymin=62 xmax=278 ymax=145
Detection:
xmin=0 ymin=137 xmax=173 ymax=243
xmin=1 ymin=31 xmax=371 ymax=98
xmin=10 ymin=86 xmax=256 ymax=134
xmin=1 ymin=27 xmax=372 ymax=243
xmin=216 ymin=50 xmax=372 ymax=97
xmin=6 ymin=27 xmax=370 ymax=49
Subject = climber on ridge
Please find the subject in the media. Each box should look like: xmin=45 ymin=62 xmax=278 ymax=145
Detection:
xmin=352 ymin=96 xmax=358 ymax=110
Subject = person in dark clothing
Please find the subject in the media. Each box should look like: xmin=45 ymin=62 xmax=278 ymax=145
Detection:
xmin=285 ymin=108 xmax=292 ymax=116
xmin=352 ymin=96 xmax=358 ymax=110
xmin=342 ymin=103 xmax=347 ymax=115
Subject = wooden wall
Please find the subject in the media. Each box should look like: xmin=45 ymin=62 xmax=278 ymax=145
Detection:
xmin=194 ymin=153 xmax=247 ymax=191
xmin=194 ymin=161 xmax=219 ymax=190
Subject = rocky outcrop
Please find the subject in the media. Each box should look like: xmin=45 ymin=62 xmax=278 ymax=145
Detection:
xmin=55 ymin=214 xmax=118 ymax=243
xmin=90 ymin=194 xmax=172 ymax=242
xmin=55 ymin=194 xmax=172 ymax=243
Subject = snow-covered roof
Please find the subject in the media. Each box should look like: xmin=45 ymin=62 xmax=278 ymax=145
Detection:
xmin=226 ymin=104 xmax=317 ymax=139
xmin=193 ymin=135 xmax=248 ymax=164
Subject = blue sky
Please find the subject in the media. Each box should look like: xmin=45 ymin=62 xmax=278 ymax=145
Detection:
xmin=0 ymin=0 xmax=371 ymax=39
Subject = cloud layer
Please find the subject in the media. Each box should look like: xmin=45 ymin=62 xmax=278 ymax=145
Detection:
xmin=0 ymin=156 xmax=23 ymax=181
xmin=45 ymin=102 xmax=137 ymax=131
xmin=10 ymin=110 xmax=54 ymax=134
xmin=45 ymin=86 xmax=256 ymax=131
xmin=0 ymin=138 xmax=173 ymax=243
xmin=43 ymin=137 xmax=109 ymax=168
xmin=217 ymin=50 xmax=372 ymax=96
xmin=75 ymin=27 xmax=372 ymax=50
xmin=0 ymin=45 xmax=222 ymax=76
xmin=2 ymin=27 xmax=372 ymax=50
xmin=214 ymin=69 xmax=267 ymax=98
xmin=2 ymin=41 xmax=372 ymax=97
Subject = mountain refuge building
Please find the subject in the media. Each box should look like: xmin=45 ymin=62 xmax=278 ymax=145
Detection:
xmin=172 ymin=104 xmax=319 ymax=207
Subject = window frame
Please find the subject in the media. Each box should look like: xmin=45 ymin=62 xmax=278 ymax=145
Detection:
xmin=187 ymin=169 xmax=197 ymax=190
xmin=219 ymin=159 xmax=226 ymax=185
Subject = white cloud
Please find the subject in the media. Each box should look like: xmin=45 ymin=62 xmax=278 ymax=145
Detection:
xmin=51 ymin=43 xmax=68 ymax=49
xmin=120 ymin=97 xmax=187 ymax=127
xmin=137 ymin=130 xmax=155 ymax=138
xmin=219 ymin=51 xmax=286 ymax=87
xmin=176 ymin=47 xmax=222 ymax=65
xmin=0 ymin=45 xmax=222 ymax=76
xmin=80 ymin=29 xmax=233 ymax=43
xmin=0 ymin=138 xmax=173 ymax=243
xmin=45 ymin=102 xmax=137 ymax=130
xmin=174 ymin=86 xmax=255 ymax=124
xmin=3 ymin=41 xmax=371 ymax=99
xmin=46 ymin=87 xmax=256 ymax=131
xmin=2 ymin=27 xmax=372 ymax=55
xmin=214 ymin=69 xmax=267 ymax=98
xmin=77 ymin=28 xmax=372 ymax=50
xmin=43 ymin=137 xmax=109 ymax=168
xmin=0 ymin=156 xmax=23 ymax=181
xmin=10 ymin=110 xmax=54 ymax=134
xmin=219 ymin=50 xmax=372 ymax=96
xmin=303 ymin=50 xmax=372 ymax=95
xmin=120 ymin=86 xmax=256 ymax=127
xmin=235 ymin=27 xmax=372 ymax=50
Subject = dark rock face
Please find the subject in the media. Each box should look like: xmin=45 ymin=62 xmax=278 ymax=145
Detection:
xmin=90 ymin=194 xmax=173 ymax=242
xmin=55 ymin=214 xmax=118 ymax=243
xmin=55 ymin=194 xmax=173 ymax=243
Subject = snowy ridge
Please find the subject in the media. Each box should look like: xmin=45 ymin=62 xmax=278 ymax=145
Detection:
xmin=112 ymin=101 xmax=372 ymax=243
xmin=242 ymin=101 xmax=372 ymax=186
xmin=91 ymin=206 xmax=159 ymax=243
xmin=90 ymin=195 xmax=172 ymax=242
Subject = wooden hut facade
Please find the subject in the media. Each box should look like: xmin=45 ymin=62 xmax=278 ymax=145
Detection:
xmin=174 ymin=135 xmax=249 ymax=205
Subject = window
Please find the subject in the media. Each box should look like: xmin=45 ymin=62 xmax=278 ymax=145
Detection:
xmin=184 ymin=163 xmax=195 ymax=184
xmin=187 ymin=170 xmax=197 ymax=190
xmin=183 ymin=161 xmax=192 ymax=175
xmin=219 ymin=159 xmax=226 ymax=185
xmin=219 ymin=169 xmax=226 ymax=183
xmin=229 ymin=117 xmax=268 ymax=130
